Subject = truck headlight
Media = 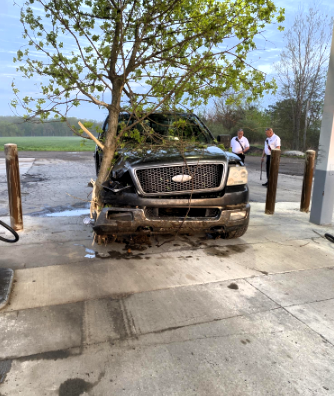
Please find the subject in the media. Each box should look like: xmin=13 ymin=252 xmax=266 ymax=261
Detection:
xmin=227 ymin=166 xmax=248 ymax=186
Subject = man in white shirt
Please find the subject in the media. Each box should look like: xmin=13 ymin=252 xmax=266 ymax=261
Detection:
xmin=230 ymin=129 xmax=250 ymax=163
xmin=261 ymin=128 xmax=281 ymax=187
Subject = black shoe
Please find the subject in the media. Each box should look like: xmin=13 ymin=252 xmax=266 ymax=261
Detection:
xmin=262 ymin=182 xmax=268 ymax=187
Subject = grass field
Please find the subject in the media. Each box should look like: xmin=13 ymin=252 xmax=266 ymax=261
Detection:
xmin=0 ymin=136 xmax=96 ymax=151
xmin=0 ymin=136 xmax=264 ymax=154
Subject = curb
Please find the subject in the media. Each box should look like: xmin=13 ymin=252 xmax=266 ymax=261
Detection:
xmin=0 ymin=268 xmax=14 ymax=310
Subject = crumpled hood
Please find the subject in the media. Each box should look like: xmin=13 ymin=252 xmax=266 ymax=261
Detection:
xmin=111 ymin=145 xmax=232 ymax=179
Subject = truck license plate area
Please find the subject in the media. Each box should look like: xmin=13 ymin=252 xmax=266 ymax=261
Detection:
xmin=145 ymin=207 xmax=220 ymax=219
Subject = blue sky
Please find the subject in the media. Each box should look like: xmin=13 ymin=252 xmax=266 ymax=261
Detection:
xmin=0 ymin=0 xmax=333 ymax=121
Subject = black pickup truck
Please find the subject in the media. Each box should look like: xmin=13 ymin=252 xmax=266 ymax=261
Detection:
xmin=93 ymin=112 xmax=249 ymax=238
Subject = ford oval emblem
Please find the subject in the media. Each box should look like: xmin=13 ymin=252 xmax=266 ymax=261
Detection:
xmin=172 ymin=174 xmax=192 ymax=183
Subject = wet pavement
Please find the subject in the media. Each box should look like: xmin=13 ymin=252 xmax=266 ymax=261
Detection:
xmin=0 ymin=151 xmax=307 ymax=176
xmin=0 ymin=152 xmax=334 ymax=395
xmin=0 ymin=158 xmax=35 ymax=177
xmin=245 ymin=155 xmax=305 ymax=177
xmin=0 ymin=153 xmax=94 ymax=217
xmin=0 ymin=151 xmax=93 ymax=161
xmin=29 ymin=202 xmax=90 ymax=217
xmin=0 ymin=268 xmax=14 ymax=310
xmin=0 ymin=152 xmax=305 ymax=218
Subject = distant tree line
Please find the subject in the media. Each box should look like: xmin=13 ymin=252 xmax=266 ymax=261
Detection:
xmin=202 ymin=100 xmax=271 ymax=145
xmin=0 ymin=116 xmax=103 ymax=137
xmin=274 ymin=5 xmax=332 ymax=151
xmin=202 ymin=97 xmax=321 ymax=150
xmin=203 ymin=5 xmax=332 ymax=152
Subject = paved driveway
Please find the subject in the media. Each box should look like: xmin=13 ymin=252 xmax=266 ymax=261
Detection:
xmin=0 ymin=158 xmax=35 ymax=177
xmin=1 ymin=152 xmax=334 ymax=396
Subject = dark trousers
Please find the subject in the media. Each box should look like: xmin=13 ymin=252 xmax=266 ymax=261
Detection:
xmin=235 ymin=153 xmax=245 ymax=163
xmin=266 ymin=155 xmax=271 ymax=181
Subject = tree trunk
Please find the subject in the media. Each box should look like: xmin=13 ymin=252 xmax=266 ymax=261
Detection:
xmin=91 ymin=81 xmax=123 ymax=218
xmin=290 ymin=99 xmax=297 ymax=150
xmin=294 ymin=103 xmax=302 ymax=150
xmin=303 ymin=100 xmax=310 ymax=152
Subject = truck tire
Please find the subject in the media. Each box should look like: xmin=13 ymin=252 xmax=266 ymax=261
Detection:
xmin=224 ymin=224 xmax=248 ymax=239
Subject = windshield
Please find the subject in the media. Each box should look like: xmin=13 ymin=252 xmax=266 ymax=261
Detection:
xmin=147 ymin=114 xmax=210 ymax=143
xmin=113 ymin=113 xmax=212 ymax=144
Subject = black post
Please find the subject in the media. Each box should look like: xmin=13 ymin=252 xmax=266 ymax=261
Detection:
xmin=300 ymin=150 xmax=315 ymax=213
xmin=265 ymin=149 xmax=281 ymax=215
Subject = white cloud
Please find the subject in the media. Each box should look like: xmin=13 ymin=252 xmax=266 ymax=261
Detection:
xmin=0 ymin=49 xmax=18 ymax=54
xmin=256 ymin=64 xmax=275 ymax=74
xmin=0 ymin=73 xmax=17 ymax=77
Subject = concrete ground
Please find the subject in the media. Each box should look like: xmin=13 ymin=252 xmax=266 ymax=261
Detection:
xmin=1 ymin=152 xmax=334 ymax=396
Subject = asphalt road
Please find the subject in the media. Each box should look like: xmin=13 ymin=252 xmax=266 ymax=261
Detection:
xmin=245 ymin=155 xmax=305 ymax=177
xmin=245 ymin=155 xmax=304 ymax=203
xmin=0 ymin=151 xmax=306 ymax=176
xmin=0 ymin=152 xmax=305 ymax=218
xmin=0 ymin=150 xmax=94 ymax=161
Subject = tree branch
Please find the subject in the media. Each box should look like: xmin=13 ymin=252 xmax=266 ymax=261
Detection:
xmin=78 ymin=121 xmax=105 ymax=150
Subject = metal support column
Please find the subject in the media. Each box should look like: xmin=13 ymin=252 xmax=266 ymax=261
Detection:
xmin=310 ymin=27 xmax=334 ymax=225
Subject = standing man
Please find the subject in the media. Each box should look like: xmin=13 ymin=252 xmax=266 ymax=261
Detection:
xmin=261 ymin=128 xmax=281 ymax=187
xmin=230 ymin=129 xmax=250 ymax=163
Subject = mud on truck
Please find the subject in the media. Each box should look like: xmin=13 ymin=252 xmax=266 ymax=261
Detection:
xmin=93 ymin=113 xmax=249 ymax=239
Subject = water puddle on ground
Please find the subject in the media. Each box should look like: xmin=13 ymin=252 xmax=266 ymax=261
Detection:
xmin=73 ymin=244 xmax=97 ymax=258
xmin=73 ymin=243 xmax=147 ymax=260
xmin=45 ymin=209 xmax=90 ymax=217
xmin=29 ymin=203 xmax=90 ymax=217
xmin=84 ymin=248 xmax=96 ymax=258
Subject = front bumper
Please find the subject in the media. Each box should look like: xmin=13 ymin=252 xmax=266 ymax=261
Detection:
xmin=93 ymin=203 xmax=250 ymax=235
xmin=101 ymin=186 xmax=248 ymax=208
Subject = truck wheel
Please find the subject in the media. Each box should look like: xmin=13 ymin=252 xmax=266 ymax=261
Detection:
xmin=224 ymin=224 xmax=248 ymax=239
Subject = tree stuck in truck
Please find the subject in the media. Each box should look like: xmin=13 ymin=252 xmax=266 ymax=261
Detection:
xmin=93 ymin=112 xmax=249 ymax=239
xmin=12 ymin=0 xmax=284 ymax=227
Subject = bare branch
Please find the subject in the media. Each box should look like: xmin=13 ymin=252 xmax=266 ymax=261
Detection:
xmin=78 ymin=121 xmax=105 ymax=150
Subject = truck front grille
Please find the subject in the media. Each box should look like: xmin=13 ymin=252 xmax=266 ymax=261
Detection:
xmin=136 ymin=164 xmax=223 ymax=194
